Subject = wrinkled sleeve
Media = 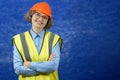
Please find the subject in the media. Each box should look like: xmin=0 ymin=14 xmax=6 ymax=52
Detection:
xmin=30 ymin=42 xmax=60 ymax=73
xmin=13 ymin=45 xmax=38 ymax=76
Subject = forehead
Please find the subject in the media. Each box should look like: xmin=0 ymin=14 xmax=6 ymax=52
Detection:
xmin=35 ymin=11 xmax=48 ymax=17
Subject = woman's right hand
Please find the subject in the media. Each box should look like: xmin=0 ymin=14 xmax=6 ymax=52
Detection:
xmin=48 ymin=54 xmax=55 ymax=61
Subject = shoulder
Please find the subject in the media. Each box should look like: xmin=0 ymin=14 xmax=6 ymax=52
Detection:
xmin=12 ymin=31 xmax=29 ymax=39
xmin=46 ymin=31 xmax=62 ymax=38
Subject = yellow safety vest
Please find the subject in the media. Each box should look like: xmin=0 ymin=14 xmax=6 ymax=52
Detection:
xmin=13 ymin=31 xmax=62 ymax=80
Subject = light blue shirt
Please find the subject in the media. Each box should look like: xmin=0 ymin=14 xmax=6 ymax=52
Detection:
xmin=13 ymin=29 xmax=60 ymax=76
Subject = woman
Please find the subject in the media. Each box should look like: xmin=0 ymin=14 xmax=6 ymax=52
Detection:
xmin=12 ymin=2 xmax=62 ymax=80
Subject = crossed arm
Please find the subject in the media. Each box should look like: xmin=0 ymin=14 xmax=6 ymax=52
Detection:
xmin=13 ymin=42 xmax=60 ymax=76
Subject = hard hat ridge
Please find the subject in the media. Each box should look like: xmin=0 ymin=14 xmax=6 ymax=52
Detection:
xmin=30 ymin=2 xmax=52 ymax=18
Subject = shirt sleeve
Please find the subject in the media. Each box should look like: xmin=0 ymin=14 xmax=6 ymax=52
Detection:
xmin=13 ymin=45 xmax=38 ymax=76
xmin=30 ymin=42 xmax=60 ymax=73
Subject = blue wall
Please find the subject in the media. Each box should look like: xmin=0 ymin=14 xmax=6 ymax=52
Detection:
xmin=0 ymin=0 xmax=120 ymax=80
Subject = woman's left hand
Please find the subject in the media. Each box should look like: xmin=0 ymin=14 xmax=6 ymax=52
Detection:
xmin=23 ymin=61 xmax=31 ymax=68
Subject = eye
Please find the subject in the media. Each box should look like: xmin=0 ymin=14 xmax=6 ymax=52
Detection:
xmin=42 ymin=16 xmax=48 ymax=20
xmin=36 ymin=13 xmax=40 ymax=16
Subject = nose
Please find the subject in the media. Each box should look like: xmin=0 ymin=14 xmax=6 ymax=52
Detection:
xmin=38 ymin=17 xmax=43 ymax=22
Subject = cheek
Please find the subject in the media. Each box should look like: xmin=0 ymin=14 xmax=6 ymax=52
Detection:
xmin=31 ymin=17 xmax=36 ymax=24
xmin=31 ymin=15 xmax=36 ymax=22
xmin=44 ymin=19 xmax=49 ymax=24
xmin=44 ymin=20 xmax=48 ymax=24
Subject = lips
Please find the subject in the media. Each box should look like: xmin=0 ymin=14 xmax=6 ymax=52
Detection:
xmin=35 ymin=19 xmax=43 ymax=25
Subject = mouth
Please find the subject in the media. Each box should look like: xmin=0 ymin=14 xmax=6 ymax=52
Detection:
xmin=35 ymin=20 xmax=43 ymax=25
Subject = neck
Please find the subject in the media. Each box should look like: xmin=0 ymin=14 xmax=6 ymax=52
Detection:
xmin=32 ymin=27 xmax=43 ymax=34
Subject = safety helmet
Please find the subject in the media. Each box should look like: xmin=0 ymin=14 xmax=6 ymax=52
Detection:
xmin=30 ymin=2 xmax=52 ymax=18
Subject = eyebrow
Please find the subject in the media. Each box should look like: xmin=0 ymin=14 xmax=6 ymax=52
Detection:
xmin=36 ymin=12 xmax=47 ymax=17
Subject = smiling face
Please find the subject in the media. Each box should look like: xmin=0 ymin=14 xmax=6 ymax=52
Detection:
xmin=31 ymin=12 xmax=49 ymax=33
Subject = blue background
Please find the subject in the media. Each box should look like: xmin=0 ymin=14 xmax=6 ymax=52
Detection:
xmin=0 ymin=0 xmax=120 ymax=80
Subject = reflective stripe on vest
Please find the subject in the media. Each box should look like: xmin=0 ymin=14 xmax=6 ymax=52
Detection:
xmin=13 ymin=31 xmax=62 ymax=80
xmin=20 ymin=33 xmax=32 ymax=61
xmin=19 ymin=32 xmax=55 ymax=61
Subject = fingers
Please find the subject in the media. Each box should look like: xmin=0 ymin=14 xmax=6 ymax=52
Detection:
xmin=23 ymin=61 xmax=31 ymax=68
xmin=48 ymin=54 xmax=55 ymax=61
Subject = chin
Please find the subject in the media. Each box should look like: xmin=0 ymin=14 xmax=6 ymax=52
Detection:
xmin=35 ymin=24 xmax=41 ymax=27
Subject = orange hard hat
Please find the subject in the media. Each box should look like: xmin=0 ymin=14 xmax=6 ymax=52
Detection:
xmin=30 ymin=2 xmax=52 ymax=18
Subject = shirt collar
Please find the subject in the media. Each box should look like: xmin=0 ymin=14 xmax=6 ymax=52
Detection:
xmin=30 ymin=29 xmax=45 ymax=39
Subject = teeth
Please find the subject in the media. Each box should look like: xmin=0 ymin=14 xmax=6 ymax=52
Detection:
xmin=35 ymin=20 xmax=43 ymax=25
xmin=37 ymin=22 xmax=41 ymax=25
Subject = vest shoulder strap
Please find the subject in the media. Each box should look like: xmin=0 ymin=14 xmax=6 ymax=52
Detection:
xmin=49 ymin=32 xmax=55 ymax=56
xmin=20 ymin=33 xmax=31 ymax=61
